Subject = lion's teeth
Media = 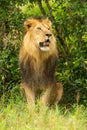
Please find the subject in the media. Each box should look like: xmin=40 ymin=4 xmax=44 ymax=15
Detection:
xmin=40 ymin=47 xmax=50 ymax=51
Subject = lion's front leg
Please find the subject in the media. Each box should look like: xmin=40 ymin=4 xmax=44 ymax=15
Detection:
xmin=22 ymin=83 xmax=35 ymax=106
xmin=42 ymin=86 xmax=53 ymax=106
xmin=42 ymin=83 xmax=63 ymax=106
xmin=55 ymin=83 xmax=63 ymax=104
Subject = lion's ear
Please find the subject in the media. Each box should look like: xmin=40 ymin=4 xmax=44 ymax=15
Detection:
xmin=24 ymin=19 xmax=32 ymax=31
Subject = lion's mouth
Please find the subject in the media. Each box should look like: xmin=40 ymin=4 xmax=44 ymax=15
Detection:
xmin=39 ymin=39 xmax=50 ymax=51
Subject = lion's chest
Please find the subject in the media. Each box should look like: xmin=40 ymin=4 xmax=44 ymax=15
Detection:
xmin=20 ymin=55 xmax=56 ymax=89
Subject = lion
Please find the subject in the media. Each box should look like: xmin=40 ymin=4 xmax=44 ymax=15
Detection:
xmin=19 ymin=17 xmax=63 ymax=106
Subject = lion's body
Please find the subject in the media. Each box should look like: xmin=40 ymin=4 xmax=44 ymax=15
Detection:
xmin=19 ymin=18 xmax=63 ymax=106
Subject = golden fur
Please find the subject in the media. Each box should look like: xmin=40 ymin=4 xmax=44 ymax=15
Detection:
xmin=19 ymin=18 xmax=63 ymax=106
xmin=19 ymin=18 xmax=58 ymax=63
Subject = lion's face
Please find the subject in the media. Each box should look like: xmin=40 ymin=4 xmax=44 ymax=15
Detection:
xmin=24 ymin=18 xmax=56 ymax=52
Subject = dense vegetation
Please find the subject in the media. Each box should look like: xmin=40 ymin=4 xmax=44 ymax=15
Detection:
xmin=0 ymin=0 xmax=87 ymax=106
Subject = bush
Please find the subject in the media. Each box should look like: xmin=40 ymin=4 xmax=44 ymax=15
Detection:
xmin=0 ymin=0 xmax=87 ymax=105
xmin=0 ymin=33 xmax=21 ymax=101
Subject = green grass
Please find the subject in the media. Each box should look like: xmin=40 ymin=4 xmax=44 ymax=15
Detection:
xmin=0 ymin=99 xmax=87 ymax=130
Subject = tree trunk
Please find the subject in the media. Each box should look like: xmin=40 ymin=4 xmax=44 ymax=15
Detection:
xmin=45 ymin=0 xmax=54 ymax=22
xmin=37 ymin=0 xmax=46 ymax=16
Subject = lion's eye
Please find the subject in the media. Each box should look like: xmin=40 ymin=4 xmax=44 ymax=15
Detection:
xmin=37 ymin=27 xmax=42 ymax=30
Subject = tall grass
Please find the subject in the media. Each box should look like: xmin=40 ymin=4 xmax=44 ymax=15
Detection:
xmin=0 ymin=98 xmax=87 ymax=130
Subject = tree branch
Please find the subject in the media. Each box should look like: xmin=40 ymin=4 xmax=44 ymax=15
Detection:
xmin=37 ymin=0 xmax=46 ymax=16
xmin=45 ymin=0 xmax=69 ymax=55
xmin=45 ymin=0 xmax=54 ymax=22
xmin=55 ymin=27 xmax=69 ymax=55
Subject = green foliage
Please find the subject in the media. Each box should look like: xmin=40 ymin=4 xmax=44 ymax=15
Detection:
xmin=0 ymin=0 xmax=87 ymax=105
xmin=0 ymin=35 xmax=21 ymax=101
xmin=53 ymin=0 xmax=87 ymax=105
xmin=21 ymin=1 xmax=49 ymax=17
xmin=21 ymin=3 xmax=42 ymax=16
xmin=0 ymin=0 xmax=24 ymax=102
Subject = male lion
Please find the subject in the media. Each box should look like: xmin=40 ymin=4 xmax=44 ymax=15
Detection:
xmin=19 ymin=17 xmax=63 ymax=106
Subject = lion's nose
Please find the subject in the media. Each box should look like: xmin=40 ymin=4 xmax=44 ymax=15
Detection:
xmin=45 ymin=34 xmax=52 ymax=37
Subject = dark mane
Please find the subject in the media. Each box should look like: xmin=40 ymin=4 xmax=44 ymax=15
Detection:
xmin=20 ymin=55 xmax=57 ymax=89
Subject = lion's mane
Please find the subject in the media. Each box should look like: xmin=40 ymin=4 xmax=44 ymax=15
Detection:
xmin=19 ymin=18 xmax=58 ymax=90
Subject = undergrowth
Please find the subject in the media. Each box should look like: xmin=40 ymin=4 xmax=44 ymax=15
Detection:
xmin=0 ymin=97 xmax=87 ymax=130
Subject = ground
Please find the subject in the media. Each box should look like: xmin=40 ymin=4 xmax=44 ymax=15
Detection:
xmin=0 ymin=99 xmax=87 ymax=130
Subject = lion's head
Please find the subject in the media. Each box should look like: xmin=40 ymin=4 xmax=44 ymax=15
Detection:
xmin=23 ymin=18 xmax=56 ymax=52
